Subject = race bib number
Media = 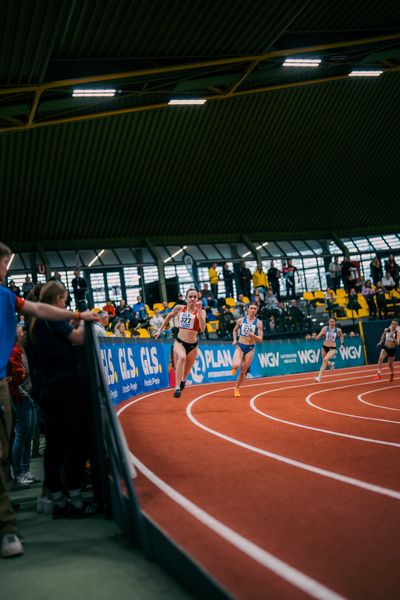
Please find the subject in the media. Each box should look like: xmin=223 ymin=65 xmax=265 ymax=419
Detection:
xmin=179 ymin=313 xmax=194 ymax=329
xmin=241 ymin=323 xmax=254 ymax=336
xmin=326 ymin=330 xmax=337 ymax=342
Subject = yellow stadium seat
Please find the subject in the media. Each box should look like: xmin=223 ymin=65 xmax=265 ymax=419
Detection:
xmin=207 ymin=320 xmax=219 ymax=333
xmin=138 ymin=328 xmax=150 ymax=338
xmin=242 ymin=296 xmax=250 ymax=304
xmin=225 ymin=297 xmax=236 ymax=307
xmin=153 ymin=303 xmax=164 ymax=311
xmin=336 ymin=289 xmax=347 ymax=298
xmin=168 ymin=301 xmax=176 ymax=308
xmin=303 ymin=291 xmax=314 ymax=301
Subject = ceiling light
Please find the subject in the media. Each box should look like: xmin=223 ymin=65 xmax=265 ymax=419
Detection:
xmin=164 ymin=246 xmax=188 ymax=263
xmin=7 ymin=253 xmax=15 ymax=269
xmin=242 ymin=251 xmax=252 ymax=258
xmin=256 ymin=242 xmax=269 ymax=250
xmin=283 ymin=58 xmax=321 ymax=68
xmin=88 ymin=249 xmax=105 ymax=267
xmin=73 ymin=89 xmax=116 ymax=97
xmin=168 ymin=99 xmax=207 ymax=105
xmin=348 ymin=70 xmax=383 ymax=77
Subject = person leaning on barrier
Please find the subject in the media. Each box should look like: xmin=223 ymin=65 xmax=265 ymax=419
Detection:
xmin=0 ymin=242 xmax=98 ymax=559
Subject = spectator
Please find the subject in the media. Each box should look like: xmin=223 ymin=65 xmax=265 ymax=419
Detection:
xmin=197 ymin=290 xmax=208 ymax=311
xmin=21 ymin=276 xmax=34 ymax=299
xmin=370 ymin=256 xmax=383 ymax=287
xmin=222 ymin=263 xmax=234 ymax=298
xmin=267 ymin=260 xmax=281 ymax=298
xmin=8 ymin=280 xmax=21 ymax=297
xmin=382 ymin=271 xmax=395 ymax=291
xmin=340 ymin=257 xmax=352 ymax=292
xmin=150 ymin=308 xmax=167 ymax=338
xmin=282 ymin=259 xmax=299 ymax=299
xmin=218 ymin=305 xmax=235 ymax=339
xmin=103 ymin=299 xmax=116 ymax=321
xmin=328 ymin=256 xmax=341 ymax=292
xmin=287 ymin=299 xmax=305 ymax=331
xmin=94 ymin=311 xmax=109 ymax=336
xmin=324 ymin=288 xmax=339 ymax=318
xmin=113 ymin=321 xmax=127 ymax=337
xmin=238 ymin=261 xmax=252 ymax=299
xmin=116 ymin=299 xmax=132 ymax=323
xmin=7 ymin=324 xmax=38 ymax=487
xmin=252 ymin=264 xmax=268 ymax=302
xmin=132 ymin=295 xmax=149 ymax=328
xmin=362 ymin=280 xmax=377 ymax=319
xmin=200 ymin=283 xmax=216 ymax=308
xmin=160 ymin=301 xmax=171 ymax=316
xmin=48 ymin=272 xmax=71 ymax=306
xmin=347 ymin=288 xmax=361 ymax=315
xmin=208 ymin=263 xmax=220 ymax=299
xmin=375 ymin=282 xmax=388 ymax=320
xmin=71 ymin=269 xmax=88 ymax=311
xmin=385 ymin=255 xmax=399 ymax=289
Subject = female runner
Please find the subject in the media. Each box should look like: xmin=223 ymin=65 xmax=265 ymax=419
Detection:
xmin=155 ymin=288 xmax=205 ymax=398
xmin=375 ymin=319 xmax=399 ymax=382
xmin=314 ymin=317 xmax=344 ymax=382
xmin=231 ymin=303 xmax=263 ymax=397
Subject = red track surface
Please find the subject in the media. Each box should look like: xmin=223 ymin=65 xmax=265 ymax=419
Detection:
xmin=118 ymin=364 xmax=400 ymax=600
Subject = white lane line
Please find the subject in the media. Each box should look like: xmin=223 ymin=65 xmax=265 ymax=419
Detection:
xmin=306 ymin=383 xmax=400 ymax=425
xmin=186 ymin=388 xmax=400 ymax=500
xmin=131 ymin=452 xmax=347 ymax=600
xmin=250 ymin=377 xmax=400 ymax=448
xmin=358 ymin=386 xmax=400 ymax=412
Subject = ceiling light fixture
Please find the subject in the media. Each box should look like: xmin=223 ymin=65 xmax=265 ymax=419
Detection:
xmin=168 ymin=99 xmax=207 ymax=105
xmin=73 ymin=89 xmax=116 ymax=97
xmin=283 ymin=58 xmax=321 ymax=68
xmin=348 ymin=70 xmax=383 ymax=77
xmin=241 ymin=251 xmax=252 ymax=258
xmin=88 ymin=249 xmax=105 ymax=267
xmin=7 ymin=253 xmax=15 ymax=270
xmin=164 ymin=246 xmax=188 ymax=263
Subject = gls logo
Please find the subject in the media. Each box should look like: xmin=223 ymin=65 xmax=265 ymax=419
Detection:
xmin=191 ymin=349 xmax=206 ymax=384
xmin=258 ymin=352 xmax=280 ymax=368
xmin=339 ymin=345 xmax=361 ymax=360
xmin=140 ymin=346 xmax=160 ymax=375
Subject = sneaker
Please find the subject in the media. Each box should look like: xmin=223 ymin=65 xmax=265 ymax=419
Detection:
xmin=330 ymin=362 xmax=335 ymax=370
xmin=373 ymin=373 xmax=382 ymax=380
xmin=11 ymin=479 xmax=30 ymax=491
xmin=231 ymin=368 xmax=237 ymax=376
xmin=173 ymin=389 xmax=181 ymax=398
xmin=233 ymin=388 xmax=240 ymax=397
xmin=23 ymin=471 xmax=41 ymax=484
xmin=15 ymin=475 xmax=31 ymax=487
xmin=67 ymin=501 xmax=98 ymax=519
xmin=315 ymin=376 xmax=321 ymax=383
xmin=180 ymin=380 xmax=186 ymax=391
xmin=1 ymin=533 xmax=24 ymax=558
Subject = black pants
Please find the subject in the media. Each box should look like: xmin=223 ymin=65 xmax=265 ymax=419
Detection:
xmin=270 ymin=280 xmax=280 ymax=298
xmin=38 ymin=376 xmax=87 ymax=493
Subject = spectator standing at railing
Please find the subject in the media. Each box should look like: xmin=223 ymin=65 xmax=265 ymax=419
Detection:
xmin=21 ymin=276 xmax=34 ymax=299
xmin=71 ymin=269 xmax=88 ymax=311
xmin=222 ymin=263 xmax=234 ymax=298
xmin=370 ymin=256 xmax=383 ymax=287
xmin=150 ymin=308 xmax=167 ymax=338
xmin=208 ymin=263 xmax=220 ymax=299
xmin=328 ymin=256 xmax=341 ymax=292
xmin=267 ymin=260 xmax=281 ymax=298
xmin=8 ymin=280 xmax=21 ymax=297
xmin=114 ymin=321 xmax=127 ymax=337
xmin=340 ymin=257 xmax=352 ymax=292
xmin=362 ymin=280 xmax=377 ymax=319
xmin=238 ymin=261 xmax=252 ymax=299
xmin=252 ymin=264 xmax=268 ymax=303
xmin=0 ymin=242 xmax=98 ymax=558
xmin=375 ymin=282 xmax=388 ymax=320
xmin=282 ymin=259 xmax=299 ymax=299
xmin=385 ymin=255 xmax=399 ymax=289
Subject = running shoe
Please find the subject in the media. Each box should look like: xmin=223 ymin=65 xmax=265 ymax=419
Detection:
xmin=330 ymin=362 xmax=335 ymax=370
xmin=180 ymin=380 xmax=186 ymax=391
xmin=315 ymin=376 xmax=321 ymax=383
xmin=173 ymin=389 xmax=181 ymax=398
xmin=373 ymin=373 xmax=382 ymax=380
xmin=231 ymin=368 xmax=237 ymax=376
xmin=1 ymin=533 xmax=24 ymax=558
xmin=233 ymin=388 xmax=240 ymax=397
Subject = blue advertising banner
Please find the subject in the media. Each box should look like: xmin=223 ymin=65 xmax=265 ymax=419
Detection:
xmin=98 ymin=339 xmax=169 ymax=405
xmin=99 ymin=337 xmax=365 ymax=404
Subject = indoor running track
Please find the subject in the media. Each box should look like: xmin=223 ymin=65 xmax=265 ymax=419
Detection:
xmin=117 ymin=363 xmax=400 ymax=600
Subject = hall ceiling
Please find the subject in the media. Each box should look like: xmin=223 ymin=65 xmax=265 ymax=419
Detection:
xmin=1 ymin=0 xmax=400 ymax=250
